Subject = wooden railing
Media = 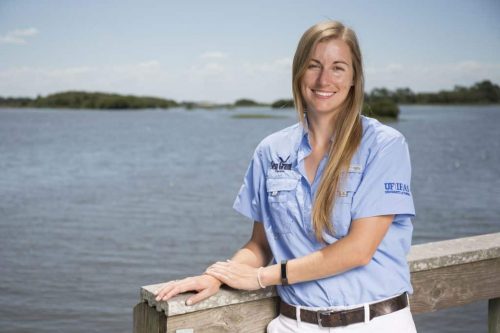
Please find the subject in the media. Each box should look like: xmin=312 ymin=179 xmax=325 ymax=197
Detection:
xmin=133 ymin=232 xmax=500 ymax=333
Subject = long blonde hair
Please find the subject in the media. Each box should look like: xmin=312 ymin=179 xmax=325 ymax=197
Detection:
xmin=292 ymin=21 xmax=364 ymax=243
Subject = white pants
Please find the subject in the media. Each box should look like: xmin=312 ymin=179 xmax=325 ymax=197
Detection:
xmin=267 ymin=294 xmax=417 ymax=333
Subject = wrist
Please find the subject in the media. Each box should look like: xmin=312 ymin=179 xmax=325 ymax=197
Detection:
xmin=203 ymin=273 xmax=223 ymax=286
xmin=261 ymin=264 xmax=281 ymax=287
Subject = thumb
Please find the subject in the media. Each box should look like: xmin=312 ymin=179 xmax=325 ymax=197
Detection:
xmin=185 ymin=288 xmax=218 ymax=306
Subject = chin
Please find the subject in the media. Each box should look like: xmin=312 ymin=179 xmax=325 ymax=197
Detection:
xmin=308 ymin=103 xmax=342 ymax=114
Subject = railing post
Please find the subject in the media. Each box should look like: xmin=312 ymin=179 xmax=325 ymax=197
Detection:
xmin=133 ymin=301 xmax=167 ymax=333
xmin=489 ymin=297 xmax=500 ymax=333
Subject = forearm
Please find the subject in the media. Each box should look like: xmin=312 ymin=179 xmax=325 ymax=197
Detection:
xmin=229 ymin=240 xmax=272 ymax=268
xmin=261 ymin=235 xmax=366 ymax=286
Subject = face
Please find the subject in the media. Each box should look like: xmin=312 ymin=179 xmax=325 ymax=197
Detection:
xmin=300 ymin=38 xmax=354 ymax=117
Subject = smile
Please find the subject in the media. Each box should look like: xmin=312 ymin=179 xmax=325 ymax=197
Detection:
xmin=312 ymin=90 xmax=336 ymax=97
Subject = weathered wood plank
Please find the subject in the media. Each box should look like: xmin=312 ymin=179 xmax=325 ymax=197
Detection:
xmin=408 ymin=232 xmax=500 ymax=272
xmin=409 ymin=258 xmax=500 ymax=313
xmin=166 ymin=297 xmax=279 ymax=333
xmin=141 ymin=283 xmax=276 ymax=316
xmin=134 ymin=301 xmax=167 ymax=333
xmin=489 ymin=297 xmax=500 ymax=333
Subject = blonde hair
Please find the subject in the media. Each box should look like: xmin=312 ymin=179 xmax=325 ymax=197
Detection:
xmin=292 ymin=21 xmax=364 ymax=243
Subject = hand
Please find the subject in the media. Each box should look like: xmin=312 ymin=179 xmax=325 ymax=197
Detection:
xmin=204 ymin=260 xmax=261 ymax=290
xmin=153 ymin=274 xmax=222 ymax=306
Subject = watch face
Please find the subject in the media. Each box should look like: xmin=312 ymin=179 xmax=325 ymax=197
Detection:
xmin=281 ymin=260 xmax=288 ymax=285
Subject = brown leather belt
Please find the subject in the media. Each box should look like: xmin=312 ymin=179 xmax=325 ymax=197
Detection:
xmin=279 ymin=292 xmax=408 ymax=328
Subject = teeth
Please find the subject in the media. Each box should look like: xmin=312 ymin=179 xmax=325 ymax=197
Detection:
xmin=313 ymin=90 xmax=335 ymax=97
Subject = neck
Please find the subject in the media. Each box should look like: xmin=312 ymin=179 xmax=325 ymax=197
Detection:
xmin=306 ymin=111 xmax=337 ymax=148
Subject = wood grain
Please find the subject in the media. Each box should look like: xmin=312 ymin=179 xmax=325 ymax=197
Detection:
xmin=167 ymin=297 xmax=278 ymax=333
xmin=134 ymin=301 xmax=167 ymax=333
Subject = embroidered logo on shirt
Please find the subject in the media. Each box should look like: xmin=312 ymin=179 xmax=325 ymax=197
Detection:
xmin=271 ymin=155 xmax=292 ymax=172
xmin=349 ymin=164 xmax=363 ymax=172
xmin=384 ymin=182 xmax=411 ymax=196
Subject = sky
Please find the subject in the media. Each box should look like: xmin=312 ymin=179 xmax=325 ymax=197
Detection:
xmin=1 ymin=0 xmax=499 ymax=103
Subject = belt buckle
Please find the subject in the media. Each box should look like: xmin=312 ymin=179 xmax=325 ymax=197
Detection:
xmin=317 ymin=309 xmax=347 ymax=328
xmin=317 ymin=309 xmax=332 ymax=328
xmin=317 ymin=309 xmax=349 ymax=328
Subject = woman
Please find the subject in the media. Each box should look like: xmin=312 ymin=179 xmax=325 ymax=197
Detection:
xmin=155 ymin=21 xmax=417 ymax=332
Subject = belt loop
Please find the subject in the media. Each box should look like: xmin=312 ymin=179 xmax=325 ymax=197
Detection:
xmin=406 ymin=292 xmax=411 ymax=309
xmin=363 ymin=303 xmax=370 ymax=323
xmin=295 ymin=305 xmax=302 ymax=328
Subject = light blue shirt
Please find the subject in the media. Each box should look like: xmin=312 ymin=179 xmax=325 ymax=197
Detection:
xmin=233 ymin=115 xmax=415 ymax=307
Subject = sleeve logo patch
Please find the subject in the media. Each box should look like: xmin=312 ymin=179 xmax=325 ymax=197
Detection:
xmin=384 ymin=182 xmax=411 ymax=196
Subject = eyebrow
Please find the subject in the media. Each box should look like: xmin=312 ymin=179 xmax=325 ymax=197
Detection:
xmin=310 ymin=58 xmax=350 ymax=66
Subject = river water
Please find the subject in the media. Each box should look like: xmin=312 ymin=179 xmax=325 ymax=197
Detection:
xmin=0 ymin=105 xmax=499 ymax=332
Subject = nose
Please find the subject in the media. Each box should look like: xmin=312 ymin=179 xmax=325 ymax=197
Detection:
xmin=317 ymin=68 xmax=332 ymax=86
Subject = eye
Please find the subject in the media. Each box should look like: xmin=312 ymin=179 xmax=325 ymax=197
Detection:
xmin=307 ymin=63 xmax=320 ymax=69
xmin=333 ymin=66 xmax=345 ymax=71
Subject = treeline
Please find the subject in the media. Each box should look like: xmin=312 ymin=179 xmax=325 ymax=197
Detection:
xmin=0 ymin=92 xmax=267 ymax=110
xmin=269 ymin=80 xmax=500 ymax=119
xmin=1 ymin=80 xmax=498 ymax=111
xmin=0 ymin=91 xmax=178 ymax=109
xmin=271 ymin=80 xmax=500 ymax=108
xmin=366 ymin=80 xmax=500 ymax=105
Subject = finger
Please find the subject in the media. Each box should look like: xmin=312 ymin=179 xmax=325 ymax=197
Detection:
xmin=186 ymin=287 xmax=217 ymax=306
xmin=159 ymin=279 xmax=180 ymax=289
xmin=156 ymin=280 xmax=184 ymax=301
xmin=161 ymin=279 xmax=198 ymax=301
xmin=153 ymin=281 xmax=174 ymax=296
xmin=205 ymin=270 xmax=230 ymax=284
xmin=155 ymin=281 xmax=178 ymax=300
xmin=161 ymin=285 xmax=184 ymax=301
xmin=156 ymin=285 xmax=177 ymax=301
xmin=155 ymin=286 xmax=170 ymax=300
xmin=209 ymin=263 xmax=231 ymax=272
xmin=206 ymin=266 xmax=230 ymax=276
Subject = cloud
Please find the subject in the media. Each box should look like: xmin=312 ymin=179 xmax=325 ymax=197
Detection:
xmin=137 ymin=60 xmax=161 ymax=68
xmin=190 ymin=62 xmax=226 ymax=76
xmin=200 ymin=51 xmax=228 ymax=60
xmin=0 ymin=28 xmax=39 ymax=45
xmin=0 ymin=56 xmax=293 ymax=103
xmin=0 ymin=60 xmax=171 ymax=98
xmin=243 ymin=57 xmax=292 ymax=75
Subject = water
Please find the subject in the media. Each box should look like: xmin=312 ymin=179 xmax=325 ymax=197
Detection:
xmin=0 ymin=105 xmax=498 ymax=332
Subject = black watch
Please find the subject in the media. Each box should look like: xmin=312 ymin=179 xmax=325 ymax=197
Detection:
xmin=281 ymin=259 xmax=289 ymax=286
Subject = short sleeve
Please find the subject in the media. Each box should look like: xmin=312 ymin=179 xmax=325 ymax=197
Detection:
xmin=233 ymin=147 xmax=266 ymax=223
xmin=351 ymin=136 xmax=415 ymax=220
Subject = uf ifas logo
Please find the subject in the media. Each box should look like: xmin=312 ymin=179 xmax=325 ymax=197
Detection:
xmin=271 ymin=155 xmax=292 ymax=172
xmin=384 ymin=182 xmax=411 ymax=196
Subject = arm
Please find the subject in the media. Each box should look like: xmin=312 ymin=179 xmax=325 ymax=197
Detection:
xmin=230 ymin=221 xmax=273 ymax=268
xmin=262 ymin=215 xmax=393 ymax=285
xmin=154 ymin=221 xmax=272 ymax=304
xmin=206 ymin=215 xmax=393 ymax=288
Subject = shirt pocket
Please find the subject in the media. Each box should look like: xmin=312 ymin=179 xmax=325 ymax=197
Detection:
xmin=332 ymin=166 xmax=363 ymax=237
xmin=266 ymin=177 xmax=299 ymax=234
